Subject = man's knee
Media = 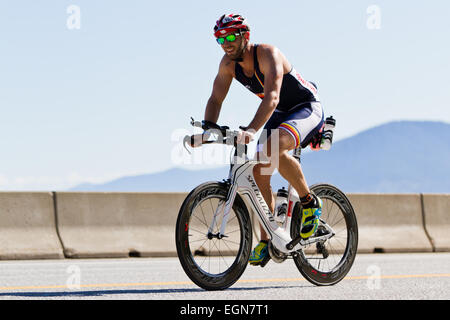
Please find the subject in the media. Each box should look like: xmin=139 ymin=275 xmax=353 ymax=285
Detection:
xmin=253 ymin=162 xmax=274 ymax=181
xmin=258 ymin=130 xmax=296 ymax=160
xmin=278 ymin=129 xmax=297 ymax=151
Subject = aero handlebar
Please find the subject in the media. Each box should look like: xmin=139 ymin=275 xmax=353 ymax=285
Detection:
xmin=183 ymin=117 xmax=245 ymax=153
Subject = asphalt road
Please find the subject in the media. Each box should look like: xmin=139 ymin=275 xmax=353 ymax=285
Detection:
xmin=0 ymin=253 xmax=449 ymax=300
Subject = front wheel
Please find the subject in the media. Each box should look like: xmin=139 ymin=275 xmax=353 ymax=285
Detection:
xmin=291 ymin=183 xmax=358 ymax=286
xmin=175 ymin=181 xmax=252 ymax=291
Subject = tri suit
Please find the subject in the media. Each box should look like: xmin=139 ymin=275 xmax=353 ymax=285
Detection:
xmin=234 ymin=44 xmax=324 ymax=150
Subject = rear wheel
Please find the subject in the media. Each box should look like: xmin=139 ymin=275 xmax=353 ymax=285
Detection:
xmin=175 ymin=181 xmax=252 ymax=290
xmin=291 ymin=183 xmax=358 ymax=286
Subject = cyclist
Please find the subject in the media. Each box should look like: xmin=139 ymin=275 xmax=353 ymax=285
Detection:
xmin=189 ymin=13 xmax=324 ymax=266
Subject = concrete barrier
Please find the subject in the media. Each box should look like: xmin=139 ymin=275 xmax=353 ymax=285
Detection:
xmin=54 ymin=192 xmax=439 ymax=257
xmin=347 ymin=194 xmax=433 ymax=253
xmin=1 ymin=191 xmax=446 ymax=260
xmin=0 ymin=192 xmax=64 ymax=260
xmin=422 ymin=194 xmax=450 ymax=252
xmin=54 ymin=192 xmax=187 ymax=258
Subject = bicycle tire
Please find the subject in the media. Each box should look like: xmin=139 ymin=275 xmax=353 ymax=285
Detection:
xmin=175 ymin=181 xmax=252 ymax=291
xmin=291 ymin=183 xmax=358 ymax=286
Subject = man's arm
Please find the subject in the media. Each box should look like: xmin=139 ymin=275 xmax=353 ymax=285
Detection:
xmin=246 ymin=45 xmax=284 ymax=132
xmin=189 ymin=57 xmax=233 ymax=147
xmin=204 ymin=57 xmax=234 ymax=123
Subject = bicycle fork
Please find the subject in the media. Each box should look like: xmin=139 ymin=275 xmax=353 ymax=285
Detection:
xmin=207 ymin=183 xmax=237 ymax=239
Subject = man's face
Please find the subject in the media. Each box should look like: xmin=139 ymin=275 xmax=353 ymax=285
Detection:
xmin=217 ymin=30 xmax=247 ymax=61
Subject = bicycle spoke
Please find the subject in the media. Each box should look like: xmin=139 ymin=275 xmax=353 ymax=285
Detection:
xmin=327 ymin=201 xmax=339 ymax=227
xmin=188 ymin=238 xmax=208 ymax=244
xmin=332 ymin=225 xmax=347 ymax=235
xmin=221 ymin=238 xmax=238 ymax=254
xmin=330 ymin=216 xmax=345 ymax=229
xmin=192 ymin=238 xmax=209 ymax=253
xmin=227 ymin=213 xmax=238 ymax=224
xmin=221 ymin=238 xmax=241 ymax=246
xmin=211 ymin=239 xmax=230 ymax=269
xmin=191 ymin=212 xmax=209 ymax=228
xmin=330 ymin=235 xmax=347 ymax=249
xmin=224 ymin=228 xmax=241 ymax=235
xmin=198 ymin=202 xmax=209 ymax=226
xmin=188 ymin=227 xmax=207 ymax=235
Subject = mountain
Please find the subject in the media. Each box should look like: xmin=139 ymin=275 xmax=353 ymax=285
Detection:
xmin=71 ymin=167 xmax=230 ymax=192
xmin=289 ymin=120 xmax=450 ymax=193
xmin=69 ymin=121 xmax=450 ymax=193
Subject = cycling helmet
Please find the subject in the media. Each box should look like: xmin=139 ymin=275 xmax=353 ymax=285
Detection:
xmin=214 ymin=14 xmax=250 ymax=38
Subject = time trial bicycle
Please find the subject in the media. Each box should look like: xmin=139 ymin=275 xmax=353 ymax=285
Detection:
xmin=175 ymin=118 xmax=358 ymax=290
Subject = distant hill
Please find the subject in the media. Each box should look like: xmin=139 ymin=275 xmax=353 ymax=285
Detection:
xmin=71 ymin=167 xmax=230 ymax=192
xmin=70 ymin=121 xmax=450 ymax=193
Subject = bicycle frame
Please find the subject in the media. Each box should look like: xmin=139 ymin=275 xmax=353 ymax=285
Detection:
xmin=178 ymin=118 xmax=357 ymax=290
xmin=209 ymin=145 xmax=334 ymax=255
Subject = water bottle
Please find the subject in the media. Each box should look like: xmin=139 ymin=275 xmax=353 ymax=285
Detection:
xmin=320 ymin=116 xmax=336 ymax=150
xmin=274 ymin=187 xmax=288 ymax=223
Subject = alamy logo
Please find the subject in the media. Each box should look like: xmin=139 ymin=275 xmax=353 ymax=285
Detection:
xmin=66 ymin=265 xmax=81 ymax=289
xmin=66 ymin=5 xmax=81 ymax=30
xmin=367 ymin=5 xmax=382 ymax=30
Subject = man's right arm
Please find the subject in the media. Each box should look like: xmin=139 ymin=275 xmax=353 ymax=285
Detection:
xmin=204 ymin=57 xmax=234 ymax=123
xmin=189 ymin=57 xmax=233 ymax=148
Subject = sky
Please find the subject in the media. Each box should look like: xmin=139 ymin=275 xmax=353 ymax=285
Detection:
xmin=0 ymin=1 xmax=449 ymax=190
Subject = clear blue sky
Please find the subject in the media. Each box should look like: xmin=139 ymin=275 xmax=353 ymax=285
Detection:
xmin=1 ymin=1 xmax=449 ymax=190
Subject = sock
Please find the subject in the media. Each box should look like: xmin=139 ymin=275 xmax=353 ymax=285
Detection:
xmin=300 ymin=193 xmax=317 ymax=209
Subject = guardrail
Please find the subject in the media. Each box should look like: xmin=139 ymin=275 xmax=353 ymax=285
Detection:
xmin=0 ymin=192 xmax=448 ymax=259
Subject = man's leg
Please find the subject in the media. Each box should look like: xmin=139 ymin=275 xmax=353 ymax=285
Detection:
xmin=253 ymin=162 xmax=275 ymax=241
xmin=275 ymin=129 xmax=323 ymax=239
xmin=247 ymin=161 xmax=274 ymax=266
xmin=277 ymin=148 xmax=310 ymax=198
xmin=249 ymin=129 xmax=321 ymax=266
xmin=252 ymin=129 xmax=309 ymax=242
xmin=256 ymin=129 xmax=321 ymax=240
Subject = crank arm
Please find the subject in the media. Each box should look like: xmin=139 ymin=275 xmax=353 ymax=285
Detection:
xmin=298 ymin=232 xmax=334 ymax=247
xmin=286 ymin=219 xmax=335 ymax=251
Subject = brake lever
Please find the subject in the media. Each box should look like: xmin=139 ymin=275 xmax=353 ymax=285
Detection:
xmin=190 ymin=117 xmax=203 ymax=128
xmin=183 ymin=135 xmax=193 ymax=155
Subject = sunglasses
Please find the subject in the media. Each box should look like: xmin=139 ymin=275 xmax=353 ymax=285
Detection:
xmin=216 ymin=33 xmax=241 ymax=45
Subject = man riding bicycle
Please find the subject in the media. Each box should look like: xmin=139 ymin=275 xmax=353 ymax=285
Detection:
xmin=189 ymin=13 xmax=324 ymax=266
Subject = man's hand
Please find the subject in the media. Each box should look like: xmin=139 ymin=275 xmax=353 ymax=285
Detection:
xmin=236 ymin=126 xmax=256 ymax=144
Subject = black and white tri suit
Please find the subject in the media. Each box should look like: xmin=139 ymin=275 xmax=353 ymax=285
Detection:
xmin=234 ymin=44 xmax=324 ymax=150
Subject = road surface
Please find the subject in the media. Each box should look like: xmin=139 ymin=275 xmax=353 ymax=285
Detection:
xmin=0 ymin=253 xmax=449 ymax=300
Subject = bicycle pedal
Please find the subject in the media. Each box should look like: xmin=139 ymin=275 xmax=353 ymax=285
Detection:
xmin=259 ymin=255 xmax=271 ymax=268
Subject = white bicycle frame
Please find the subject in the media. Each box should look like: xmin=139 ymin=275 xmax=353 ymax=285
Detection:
xmin=209 ymin=144 xmax=334 ymax=255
